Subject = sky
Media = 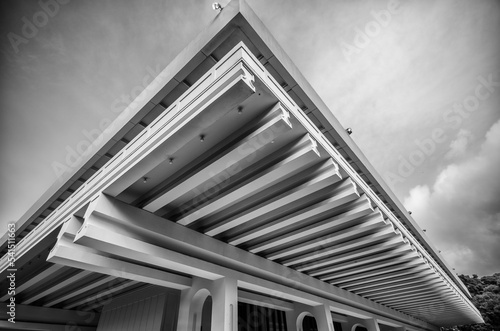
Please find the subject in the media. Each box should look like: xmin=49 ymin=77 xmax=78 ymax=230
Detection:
xmin=0 ymin=0 xmax=499 ymax=276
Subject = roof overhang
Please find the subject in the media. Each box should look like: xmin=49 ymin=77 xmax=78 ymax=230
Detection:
xmin=0 ymin=0 xmax=483 ymax=327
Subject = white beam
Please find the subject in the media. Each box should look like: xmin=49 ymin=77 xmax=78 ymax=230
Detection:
xmin=176 ymin=133 xmax=321 ymax=226
xmin=308 ymin=245 xmax=415 ymax=277
xmin=21 ymin=270 xmax=92 ymax=305
xmin=266 ymin=211 xmax=390 ymax=261
xmin=249 ymin=195 xmax=375 ymax=254
xmin=340 ymin=267 xmax=433 ymax=290
xmin=0 ymin=43 xmax=256 ymax=275
xmin=47 ymin=235 xmax=192 ymax=289
xmin=229 ymin=177 xmax=358 ymax=246
xmin=143 ymin=103 xmax=293 ymax=213
xmin=296 ymin=236 xmax=404 ymax=272
xmin=364 ymin=278 xmax=445 ymax=300
xmin=370 ymin=284 xmax=450 ymax=302
xmin=333 ymin=260 xmax=429 ymax=286
xmin=320 ymin=251 xmax=420 ymax=282
xmin=0 ymin=264 xmax=65 ymax=302
xmin=380 ymin=293 xmax=449 ymax=306
xmin=205 ymin=158 xmax=341 ymax=237
xmin=72 ymin=194 xmax=435 ymax=329
xmin=282 ymin=228 xmax=395 ymax=267
xmin=63 ymin=280 xmax=138 ymax=310
xmin=43 ymin=274 xmax=116 ymax=308
xmin=351 ymin=271 xmax=438 ymax=294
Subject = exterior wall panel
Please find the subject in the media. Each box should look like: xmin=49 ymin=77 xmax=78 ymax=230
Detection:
xmin=96 ymin=286 xmax=180 ymax=331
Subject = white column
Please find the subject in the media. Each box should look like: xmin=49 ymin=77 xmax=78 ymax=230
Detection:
xmin=312 ymin=304 xmax=335 ymax=331
xmin=345 ymin=316 xmax=366 ymax=331
xmin=211 ymin=277 xmax=238 ymax=331
xmin=285 ymin=306 xmax=300 ymax=331
xmin=285 ymin=303 xmax=334 ymax=331
xmin=364 ymin=318 xmax=381 ymax=331
xmin=177 ymin=277 xmax=220 ymax=331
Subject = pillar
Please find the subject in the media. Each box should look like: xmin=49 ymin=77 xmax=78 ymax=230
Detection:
xmin=364 ymin=318 xmax=381 ymax=331
xmin=211 ymin=277 xmax=238 ymax=331
xmin=285 ymin=303 xmax=334 ymax=331
xmin=312 ymin=304 xmax=335 ymax=331
xmin=177 ymin=277 xmax=237 ymax=331
xmin=285 ymin=306 xmax=300 ymax=331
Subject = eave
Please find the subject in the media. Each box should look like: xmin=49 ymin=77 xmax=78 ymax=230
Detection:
xmin=0 ymin=0 xmax=482 ymax=327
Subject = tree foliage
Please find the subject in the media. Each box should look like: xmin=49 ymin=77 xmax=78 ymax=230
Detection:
xmin=446 ymin=273 xmax=500 ymax=331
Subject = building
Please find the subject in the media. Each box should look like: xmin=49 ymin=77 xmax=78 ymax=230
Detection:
xmin=0 ymin=1 xmax=484 ymax=330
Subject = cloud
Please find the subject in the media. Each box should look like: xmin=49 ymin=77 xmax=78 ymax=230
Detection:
xmin=404 ymin=119 xmax=500 ymax=276
xmin=445 ymin=129 xmax=474 ymax=160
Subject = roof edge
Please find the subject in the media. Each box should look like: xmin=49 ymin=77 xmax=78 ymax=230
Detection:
xmin=233 ymin=0 xmax=471 ymax=298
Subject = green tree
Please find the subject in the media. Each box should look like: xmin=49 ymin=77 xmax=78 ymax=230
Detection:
xmin=445 ymin=273 xmax=500 ymax=331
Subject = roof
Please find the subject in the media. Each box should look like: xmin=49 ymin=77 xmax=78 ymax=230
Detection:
xmin=0 ymin=0 xmax=483 ymax=327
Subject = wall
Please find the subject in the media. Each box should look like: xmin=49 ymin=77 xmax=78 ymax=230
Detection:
xmin=96 ymin=285 xmax=180 ymax=331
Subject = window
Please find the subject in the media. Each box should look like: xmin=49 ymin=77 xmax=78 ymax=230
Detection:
xmin=302 ymin=315 xmax=318 ymax=331
xmin=238 ymin=302 xmax=287 ymax=331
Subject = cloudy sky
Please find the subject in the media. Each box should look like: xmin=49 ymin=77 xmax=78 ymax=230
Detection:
xmin=0 ymin=0 xmax=499 ymax=276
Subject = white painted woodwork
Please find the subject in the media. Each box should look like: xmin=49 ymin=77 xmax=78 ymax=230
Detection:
xmin=96 ymin=286 xmax=179 ymax=331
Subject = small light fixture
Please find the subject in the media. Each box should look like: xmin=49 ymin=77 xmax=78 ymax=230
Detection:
xmin=200 ymin=134 xmax=205 ymax=142
xmin=143 ymin=177 xmax=148 ymax=183
xmin=408 ymin=211 xmax=412 ymax=215
xmin=212 ymin=2 xmax=222 ymax=11
xmin=346 ymin=127 xmax=353 ymax=135
xmin=169 ymin=158 xmax=174 ymax=164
